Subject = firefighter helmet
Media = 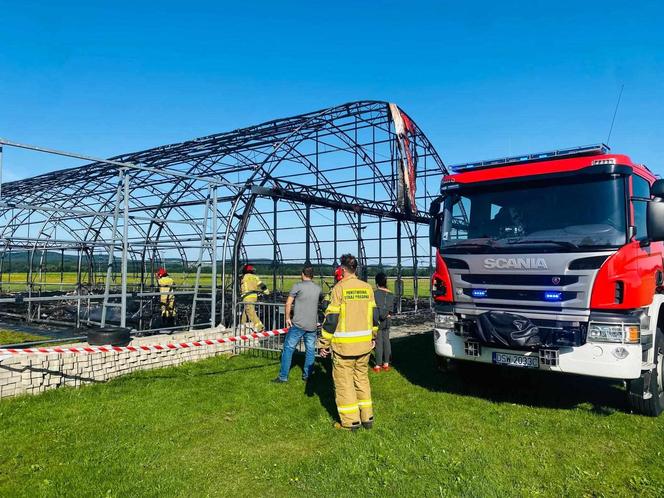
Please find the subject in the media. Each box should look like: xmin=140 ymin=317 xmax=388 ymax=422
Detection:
xmin=242 ymin=264 xmax=256 ymax=274
xmin=156 ymin=268 xmax=168 ymax=278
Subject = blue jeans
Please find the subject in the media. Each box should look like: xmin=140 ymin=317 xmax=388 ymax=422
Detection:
xmin=278 ymin=325 xmax=317 ymax=381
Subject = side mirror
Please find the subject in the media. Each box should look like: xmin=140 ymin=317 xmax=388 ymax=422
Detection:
xmin=429 ymin=216 xmax=440 ymax=248
xmin=429 ymin=216 xmax=441 ymax=247
xmin=652 ymin=179 xmax=664 ymax=198
xmin=429 ymin=196 xmax=443 ymax=247
xmin=429 ymin=196 xmax=443 ymax=216
xmin=647 ymin=199 xmax=664 ymax=242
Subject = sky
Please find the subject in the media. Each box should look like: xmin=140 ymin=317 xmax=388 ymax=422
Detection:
xmin=1 ymin=0 xmax=663 ymax=181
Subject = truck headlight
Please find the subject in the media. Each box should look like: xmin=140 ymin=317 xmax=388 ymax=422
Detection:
xmin=432 ymin=277 xmax=447 ymax=297
xmin=435 ymin=314 xmax=457 ymax=329
xmin=587 ymin=323 xmax=640 ymax=344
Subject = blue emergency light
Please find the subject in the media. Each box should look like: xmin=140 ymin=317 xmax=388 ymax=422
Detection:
xmin=472 ymin=289 xmax=488 ymax=298
xmin=543 ymin=291 xmax=562 ymax=302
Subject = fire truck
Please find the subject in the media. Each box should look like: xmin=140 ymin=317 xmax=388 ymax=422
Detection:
xmin=428 ymin=144 xmax=664 ymax=416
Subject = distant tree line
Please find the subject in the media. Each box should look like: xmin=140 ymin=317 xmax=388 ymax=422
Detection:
xmin=0 ymin=252 xmax=433 ymax=277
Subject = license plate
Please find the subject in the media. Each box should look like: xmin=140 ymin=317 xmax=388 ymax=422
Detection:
xmin=492 ymin=352 xmax=539 ymax=369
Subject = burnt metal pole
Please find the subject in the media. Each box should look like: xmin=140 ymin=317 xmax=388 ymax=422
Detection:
xmin=60 ymin=249 xmax=64 ymax=292
xmin=76 ymin=247 xmax=83 ymax=329
xmin=305 ymin=203 xmax=311 ymax=264
xmin=413 ymin=223 xmax=419 ymax=311
xmin=101 ymin=170 xmax=124 ymax=327
xmin=231 ymin=195 xmax=257 ymax=332
xmin=272 ymin=197 xmax=278 ymax=301
xmin=357 ymin=211 xmax=365 ymax=280
xmin=333 ymin=209 xmax=338 ymax=267
xmin=211 ymin=186 xmax=218 ymax=328
xmin=378 ymin=217 xmax=383 ymax=268
xmin=0 ymin=244 xmax=4 ymax=292
xmin=221 ymin=194 xmax=244 ymax=330
xmin=120 ymin=170 xmax=130 ymax=328
xmin=396 ymin=219 xmax=402 ymax=313
xmin=0 ymin=145 xmax=3 ymax=201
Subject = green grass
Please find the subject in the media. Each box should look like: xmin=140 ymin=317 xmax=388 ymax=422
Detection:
xmin=0 ymin=330 xmax=46 ymax=345
xmin=0 ymin=272 xmax=432 ymax=298
xmin=1 ymin=333 xmax=663 ymax=497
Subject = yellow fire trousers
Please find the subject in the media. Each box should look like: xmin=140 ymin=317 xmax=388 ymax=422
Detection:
xmin=240 ymin=301 xmax=264 ymax=331
xmin=332 ymin=351 xmax=373 ymax=427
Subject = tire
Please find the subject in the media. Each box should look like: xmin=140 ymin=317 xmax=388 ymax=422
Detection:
xmin=87 ymin=327 xmax=132 ymax=347
xmin=628 ymin=327 xmax=664 ymax=416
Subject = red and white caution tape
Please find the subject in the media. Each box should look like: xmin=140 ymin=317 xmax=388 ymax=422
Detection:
xmin=0 ymin=328 xmax=289 ymax=356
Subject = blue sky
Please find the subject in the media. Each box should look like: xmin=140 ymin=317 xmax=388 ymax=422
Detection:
xmin=1 ymin=0 xmax=663 ymax=180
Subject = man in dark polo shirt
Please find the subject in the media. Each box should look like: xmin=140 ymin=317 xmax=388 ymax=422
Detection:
xmin=273 ymin=264 xmax=322 ymax=383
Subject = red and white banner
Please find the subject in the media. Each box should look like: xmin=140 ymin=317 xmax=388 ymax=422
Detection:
xmin=389 ymin=103 xmax=417 ymax=213
xmin=0 ymin=328 xmax=289 ymax=356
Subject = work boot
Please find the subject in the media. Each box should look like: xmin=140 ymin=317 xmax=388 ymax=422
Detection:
xmin=333 ymin=422 xmax=360 ymax=432
xmin=362 ymin=418 xmax=374 ymax=430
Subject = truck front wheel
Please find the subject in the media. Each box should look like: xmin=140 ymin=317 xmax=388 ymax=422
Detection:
xmin=628 ymin=327 xmax=664 ymax=416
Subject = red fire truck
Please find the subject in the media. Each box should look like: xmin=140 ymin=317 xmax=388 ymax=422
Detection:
xmin=428 ymin=144 xmax=664 ymax=415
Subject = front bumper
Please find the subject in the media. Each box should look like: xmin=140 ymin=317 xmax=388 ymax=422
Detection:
xmin=433 ymin=327 xmax=642 ymax=380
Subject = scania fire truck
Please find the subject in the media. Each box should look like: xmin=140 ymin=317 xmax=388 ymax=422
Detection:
xmin=428 ymin=144 xmax=664 ymax=415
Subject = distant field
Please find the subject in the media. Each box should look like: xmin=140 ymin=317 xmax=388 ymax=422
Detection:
xmin=0 ymin=273 xmax=431 ymax=298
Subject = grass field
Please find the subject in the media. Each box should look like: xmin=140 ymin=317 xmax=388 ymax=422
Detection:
xmin=0 ymin=330 xmax=45 ymax=345
xmin=0 ymin=272 xmax=432 ymax=298
xmin=1 ymin=332 xmax=663 ymax=497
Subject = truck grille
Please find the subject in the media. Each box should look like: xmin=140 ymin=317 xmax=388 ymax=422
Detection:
xmin=446 ymin=252 xmax=605 ymax=311
xmin=461 ymin=274 xmax=578 ymax=286
xmin=462 ymin=288 xmax=577 ymax=302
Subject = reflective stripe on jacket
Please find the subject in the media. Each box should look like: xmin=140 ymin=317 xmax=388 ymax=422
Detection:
xmin=241 ymin=274 xmax=268 ymax=302
xmin=321 ymin=274 xmax=379 ymax=356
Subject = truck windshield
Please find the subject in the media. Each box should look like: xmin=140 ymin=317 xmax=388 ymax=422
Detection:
xmin=439 ymin=175 xmax=627 ymax=253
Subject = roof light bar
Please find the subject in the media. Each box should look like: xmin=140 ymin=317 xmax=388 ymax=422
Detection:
xmin=450 ymin=144 xmax=610 ymax=173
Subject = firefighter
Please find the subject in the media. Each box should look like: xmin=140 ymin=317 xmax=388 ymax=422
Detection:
xmin=156 ymin=268 xmax=176 ymax=327
xmin=319 ymin=254 xmax=380 ymax=431
xmin=240 ymin=264 xmax=269 ymax=331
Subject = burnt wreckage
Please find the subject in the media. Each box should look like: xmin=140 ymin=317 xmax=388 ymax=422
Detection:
xmin=0 ymin=101 xmax=449 ymax=333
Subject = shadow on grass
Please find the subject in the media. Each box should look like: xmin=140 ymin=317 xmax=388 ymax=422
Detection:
xmin=303 ymin=356 xmax=337 ymax=421
xmin=392 ymin=332 xmax=630 ymax=415
xmin=123 ymin=351 xmax=339 ymax=419
xmin=0 ymin=362 xmax=103 ymax=385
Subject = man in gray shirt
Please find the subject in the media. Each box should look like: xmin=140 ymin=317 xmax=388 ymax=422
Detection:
xmin=273 ymin=264 xmax=322 ymax=383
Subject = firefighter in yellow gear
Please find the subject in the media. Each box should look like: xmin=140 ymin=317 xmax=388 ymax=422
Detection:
xmin=240 ymin=264 xmax=269 ymax=331
xmin=319 ymin=254 xmax=379 ymax=431
xmin=156 ymin=268 xmax=176 ymax=327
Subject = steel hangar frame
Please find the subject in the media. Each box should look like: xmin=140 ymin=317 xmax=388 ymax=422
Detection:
xmin=0 ymin=100 xmax=450 ymax=335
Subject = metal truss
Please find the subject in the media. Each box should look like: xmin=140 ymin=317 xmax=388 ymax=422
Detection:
xmin=0 ymin=100 xmax=449 ymax=334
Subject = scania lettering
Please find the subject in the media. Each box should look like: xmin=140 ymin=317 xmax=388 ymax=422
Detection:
xmin=428 ymin=144 xmax=664 ymax=416
xmin=483 ymin=257 xmax=548 ymax=270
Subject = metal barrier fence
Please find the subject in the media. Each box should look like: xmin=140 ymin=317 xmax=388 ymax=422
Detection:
xmin=234 ymin=300 xmax=316 ymax=358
